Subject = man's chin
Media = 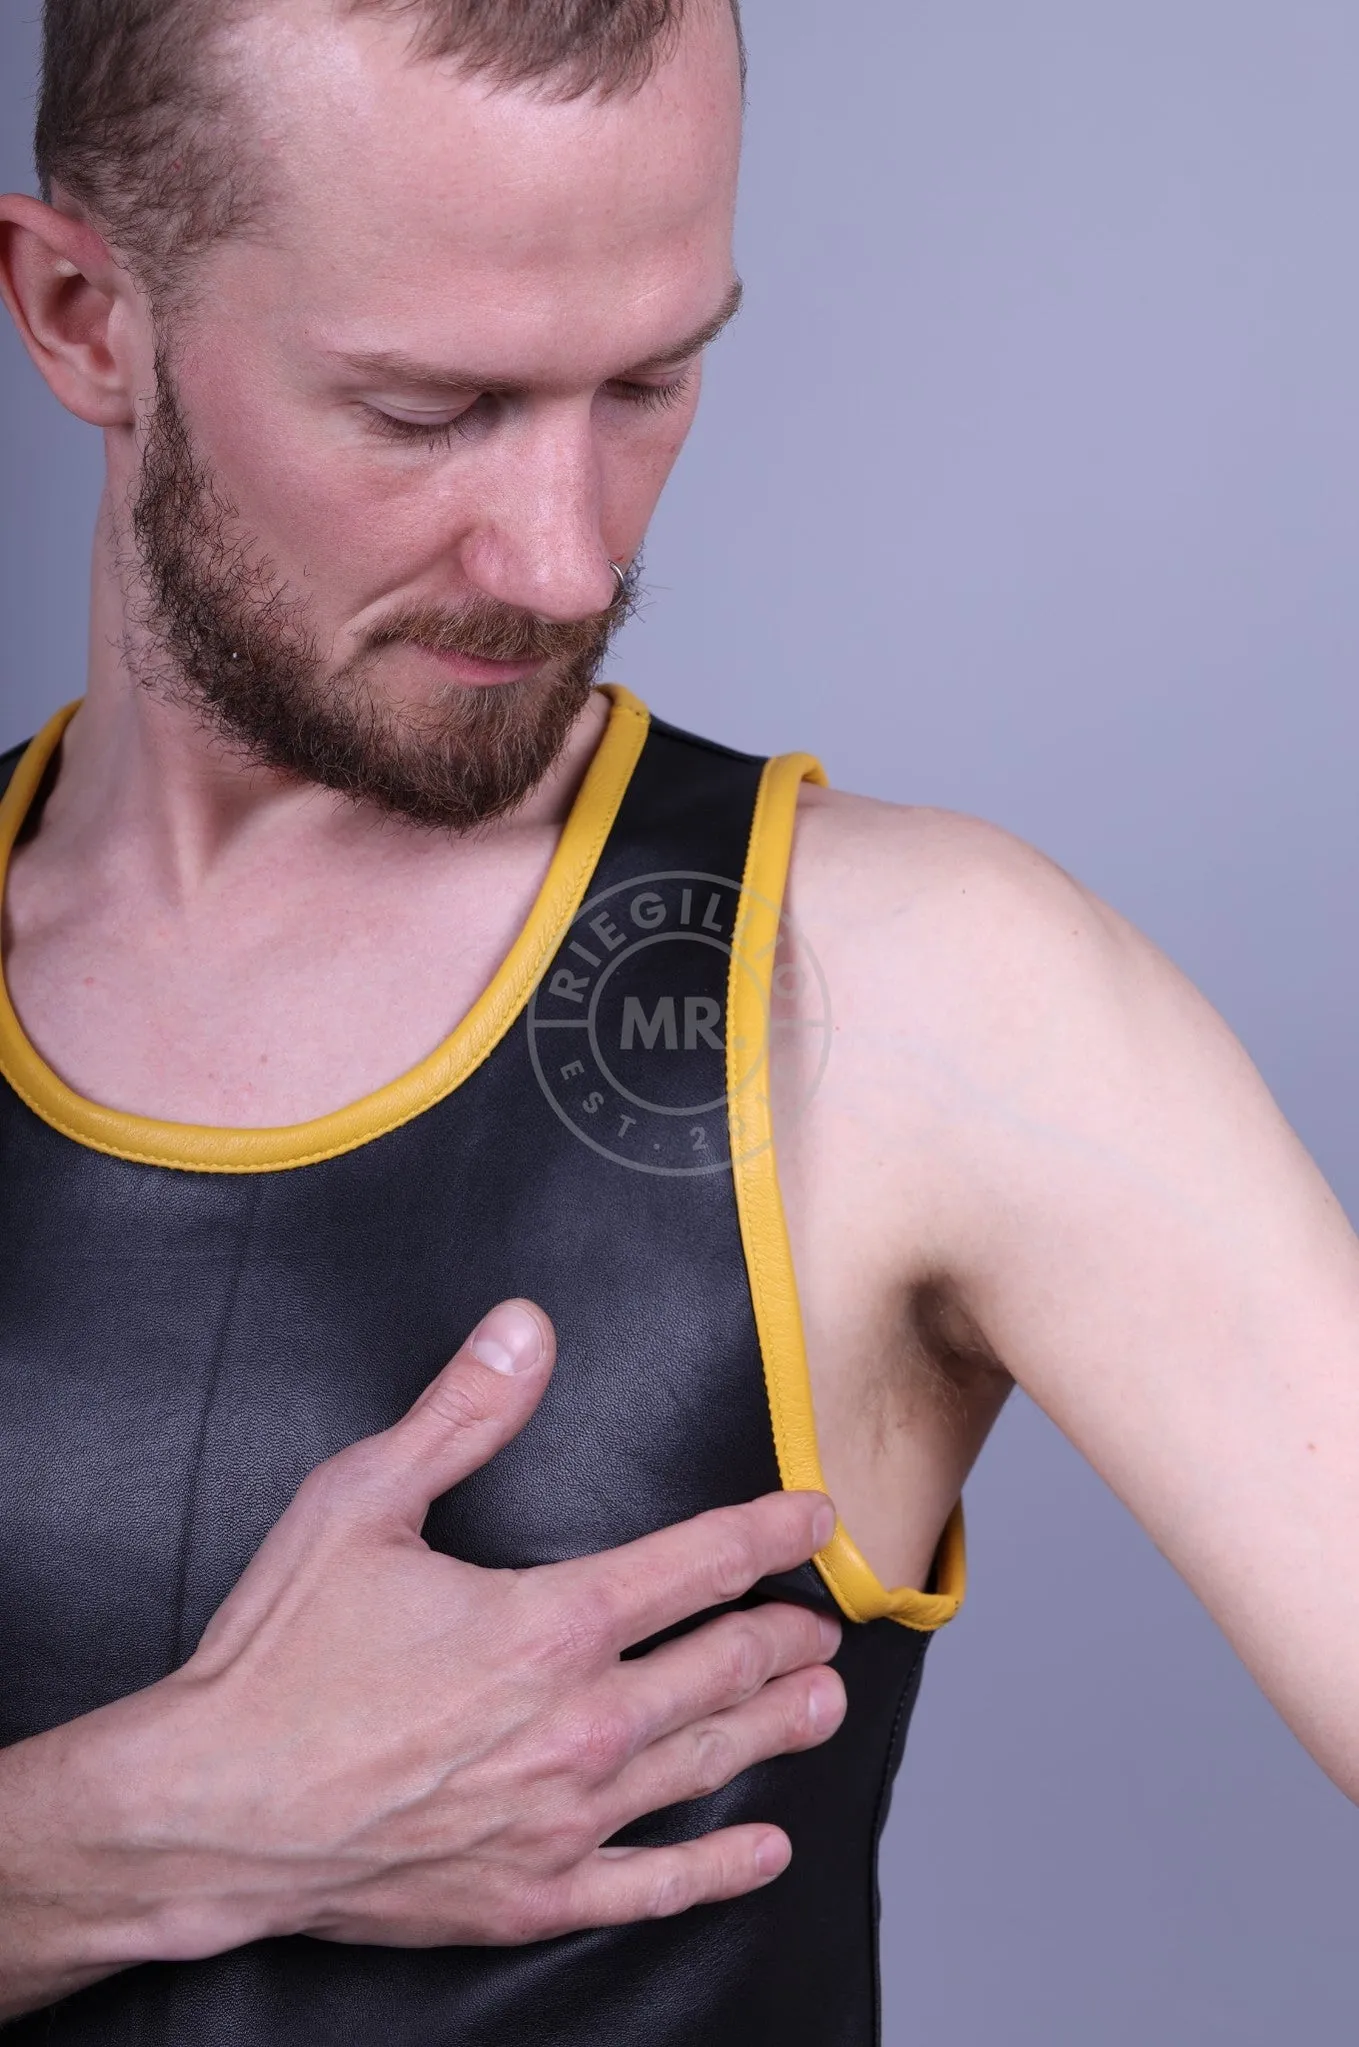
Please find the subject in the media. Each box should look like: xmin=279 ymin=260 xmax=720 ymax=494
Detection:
xmin=209 ymin=658 xmax=599 ymax=832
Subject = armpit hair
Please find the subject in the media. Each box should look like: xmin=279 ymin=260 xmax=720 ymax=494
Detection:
xmin=904 ymin=1272 xmax=1013 ymax=1418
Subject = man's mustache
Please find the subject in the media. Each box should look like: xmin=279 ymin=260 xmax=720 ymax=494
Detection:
xmin=364 ymin=583 xmax=631 ymax=668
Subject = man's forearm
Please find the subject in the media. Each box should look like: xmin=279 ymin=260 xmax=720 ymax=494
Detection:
xmin=0 ymin=1689 xmax=216 ymax=2024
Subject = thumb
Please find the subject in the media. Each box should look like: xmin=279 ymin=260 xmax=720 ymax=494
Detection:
xmin=377 ymin=1299 xmax=556 ymax=1525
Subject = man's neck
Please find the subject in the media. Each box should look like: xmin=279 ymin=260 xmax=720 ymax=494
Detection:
xmin=57 ymin=488 xmax=612 ymax=911
xmin=0 ymin=503 xmax=616 ymax=1128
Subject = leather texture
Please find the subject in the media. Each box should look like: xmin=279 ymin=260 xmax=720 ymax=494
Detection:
xmin=0 ymin=719 xmax=930 ymax=2046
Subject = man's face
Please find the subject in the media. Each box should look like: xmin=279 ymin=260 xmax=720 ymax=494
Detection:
xmin=122 ymin=0 xmax=743 ymax=827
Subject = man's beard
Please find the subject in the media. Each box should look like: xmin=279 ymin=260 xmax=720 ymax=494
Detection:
xmin=127 ymin=354 xmax=632 ymax=831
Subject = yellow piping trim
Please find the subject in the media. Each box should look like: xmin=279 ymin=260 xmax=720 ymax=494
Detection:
xmin=0 ymin=685 xmax=651 ymax=1173
xmin=727 ymin=752 xmax=966 ymax=1633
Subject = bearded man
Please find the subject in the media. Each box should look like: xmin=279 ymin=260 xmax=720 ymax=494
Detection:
xmin=2 ymin=3 xmax=1358 ymax=2044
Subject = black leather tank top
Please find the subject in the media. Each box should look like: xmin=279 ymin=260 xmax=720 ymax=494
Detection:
xmin=0 ymin=687 xmax=963 ymax=2046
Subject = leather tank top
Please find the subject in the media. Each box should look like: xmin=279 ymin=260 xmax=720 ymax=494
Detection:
xmin=0 ymin=687 xmax=963 ymax=2046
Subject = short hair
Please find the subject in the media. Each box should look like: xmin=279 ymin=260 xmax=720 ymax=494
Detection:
xmin=35 ymin=0 xmax=746 ymax=307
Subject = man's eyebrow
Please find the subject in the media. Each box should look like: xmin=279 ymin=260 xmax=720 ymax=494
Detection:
xmin=622 ymin=277 xmax=745 ymax=375
xmin=328 ymin=278 xmax=744 ymax=393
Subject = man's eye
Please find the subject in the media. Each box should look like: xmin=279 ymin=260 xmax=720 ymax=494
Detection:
xmin=361 ymin=370 xmax=694 ymax=446
xmin=363 ymin=403 xmax=480 ymax=447
xmin=608 ymin=371 xmax=696 ymax=414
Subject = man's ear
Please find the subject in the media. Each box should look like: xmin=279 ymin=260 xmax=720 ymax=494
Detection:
xmin=0 ymin=193 xmax=141 ymax=428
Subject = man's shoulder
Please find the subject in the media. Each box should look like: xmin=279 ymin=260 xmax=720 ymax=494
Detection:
xmin=781 ymin=777 xmax=1228 ymax=1142
xmin=787 ymin=779 xmax=1140 ymax=1002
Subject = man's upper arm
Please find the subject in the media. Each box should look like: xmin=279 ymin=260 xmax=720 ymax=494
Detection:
xmin=802 ymin=790 xmax=1359 ymax=1796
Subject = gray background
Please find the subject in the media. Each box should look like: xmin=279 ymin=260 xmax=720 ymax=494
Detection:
xmin=4 ymin=2 xmax=1358 ymax=2039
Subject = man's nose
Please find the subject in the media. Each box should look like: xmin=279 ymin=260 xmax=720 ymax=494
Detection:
xmin=459 ymin=408 xmax=621 ymax=624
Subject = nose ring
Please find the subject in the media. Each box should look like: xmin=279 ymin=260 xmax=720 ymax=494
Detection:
xmin=609 ymin=561 xmax=629 ymax=604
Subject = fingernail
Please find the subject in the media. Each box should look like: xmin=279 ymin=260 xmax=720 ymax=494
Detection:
xmin=812 ymin=1502 xmax=836 ymax=1550
xmin=816 ymin=1616 xmax=842 ymax=1659
xmin=754 ymin=1832 xmax=791 ymax=1882
xmin=807 ymin=1672 xmax=843 ymax=1735
xmin=469 ymin=1302 xmax=543 ymax=1376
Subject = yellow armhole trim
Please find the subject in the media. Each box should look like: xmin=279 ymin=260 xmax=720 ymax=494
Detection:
xmin=0 ymin=686 xmax=650 ymax=1173
xmin=727 ymin=752 xmax=966 ymax=1633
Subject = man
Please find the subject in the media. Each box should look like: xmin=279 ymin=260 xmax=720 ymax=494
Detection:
xmin=1 ymin=1 xmax=1357 ymax=2042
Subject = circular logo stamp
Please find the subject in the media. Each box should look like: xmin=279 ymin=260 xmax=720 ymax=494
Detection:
xmin=527 ymin=870 xmax=831 ymax=1176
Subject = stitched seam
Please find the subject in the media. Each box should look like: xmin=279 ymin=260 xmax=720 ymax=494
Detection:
xmin=169 ymin=1178 xmax=264 ymax=1666
xmin=867 ymin=1648 xmax=930 ymax=2047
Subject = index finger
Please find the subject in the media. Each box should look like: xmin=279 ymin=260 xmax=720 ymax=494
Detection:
xmin=552 ymin=1492 xmax=836 ymax=1653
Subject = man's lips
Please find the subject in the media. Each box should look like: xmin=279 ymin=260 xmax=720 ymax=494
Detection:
xmin=415 ymin=644 xmax=548 ymax=687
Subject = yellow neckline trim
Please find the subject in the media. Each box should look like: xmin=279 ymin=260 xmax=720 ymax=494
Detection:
xmin=727 ymin=752 xmax=966 ymax=1633
xmin=0 ymin=684 xmax=650 ymax=1173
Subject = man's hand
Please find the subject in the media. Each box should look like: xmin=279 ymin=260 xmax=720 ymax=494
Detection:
xmin=0 ymin=1301 xmax=845 ymax=2019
